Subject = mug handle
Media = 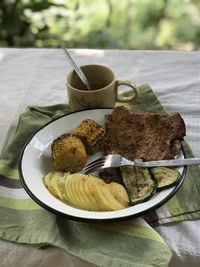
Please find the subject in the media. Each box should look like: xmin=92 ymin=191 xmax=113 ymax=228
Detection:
xmin=115 ymin=80 xmax=138 ymax=102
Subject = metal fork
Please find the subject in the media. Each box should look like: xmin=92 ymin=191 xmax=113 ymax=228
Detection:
xmin=83 ymin=154 xmax=200 ymax=174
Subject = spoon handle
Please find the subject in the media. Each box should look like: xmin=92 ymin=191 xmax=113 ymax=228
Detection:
xmin=63 ymin=49 xmax=91 ymax=91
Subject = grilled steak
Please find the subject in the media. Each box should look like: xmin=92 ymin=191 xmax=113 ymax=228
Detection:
xmin=104 ymin=106 xmax=186 ymax=161
xmin=99 ymin=168 xmax=122 ymax=184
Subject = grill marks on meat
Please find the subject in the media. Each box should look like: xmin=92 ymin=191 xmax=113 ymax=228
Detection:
xmin=105 ymin=106 xmax=186 ymax=161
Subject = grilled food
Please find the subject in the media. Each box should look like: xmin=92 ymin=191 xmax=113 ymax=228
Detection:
xmin=72 ymin=119 xmax=105 ymax=154
xmin=44 ymin=171 xmax=129 ymax=211
xmin=51 ymin=134 xmax=87 ymax=173
xmin=121 ymin=166 xmax=157 ymax=205
xmin=105 ymin=106 xmax=186 ymax=161
xmin=151 ymin=167 xmax=181 ymax=190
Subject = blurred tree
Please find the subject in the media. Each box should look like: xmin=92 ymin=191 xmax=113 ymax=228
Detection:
xmin=0 ymin=0 xmax=199 ymax=50
xmin=0 ymin=0 xmax=65 ymax=47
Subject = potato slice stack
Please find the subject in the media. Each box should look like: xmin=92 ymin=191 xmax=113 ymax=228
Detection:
xmin=44 ymin=172 xmax=129 ymax=211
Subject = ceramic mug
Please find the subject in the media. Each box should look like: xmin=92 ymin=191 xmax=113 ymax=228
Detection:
xmin=66 ymin=64 xmax=138 ymax=111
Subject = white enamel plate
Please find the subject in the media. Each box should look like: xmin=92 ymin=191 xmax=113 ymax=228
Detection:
xmin=19 ymin=108 xmax=186 ymax=222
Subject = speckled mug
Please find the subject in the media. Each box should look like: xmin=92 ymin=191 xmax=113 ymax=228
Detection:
xmin=66 ymin=64 xmax=138 ymax=111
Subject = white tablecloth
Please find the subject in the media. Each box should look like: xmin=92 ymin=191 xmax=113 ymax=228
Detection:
xmin=0 ymin=48 xmax=200 ymax=267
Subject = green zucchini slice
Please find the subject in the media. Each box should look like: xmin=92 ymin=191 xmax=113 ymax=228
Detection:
xmin=151 ymin=167 xmax=181 ymax=190
xmin=121 ymin=166 xmax=157 ymax=205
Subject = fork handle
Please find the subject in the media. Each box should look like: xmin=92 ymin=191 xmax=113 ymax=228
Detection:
xmin=122 ymin=158 xmax=200 ymax=168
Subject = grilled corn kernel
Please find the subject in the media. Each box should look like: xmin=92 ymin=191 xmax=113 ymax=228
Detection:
xmin=51 ymin=134 xmax=87 ymax=173
xmin=72 ymin=119 xmax=105 ymax=154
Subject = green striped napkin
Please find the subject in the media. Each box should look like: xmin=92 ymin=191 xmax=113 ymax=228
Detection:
xmin=0 ymin=84 xmax=199 ymax=267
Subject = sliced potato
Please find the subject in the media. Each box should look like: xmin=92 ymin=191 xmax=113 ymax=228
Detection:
xmin=91 ymin=181 xmax=111 ymax=211
xmin=82 ymin=175 xmax=99 ymax=211
xmin=72 ymin=174 xmax=89 ymax=210
xmin=86 ymin=175 xmax=105 ymax=211
xmin=44 ymin=171 xmax=62 ymax=198
xmin=62 ymin=172 xmax=71 ymax=201
xmin=109 ymin=182 xmax=129 ymax=207
xmin=69 ymin=175 xmax=84 ymax=208
xmin=44 ymin=171 xmax=129 ymax=211
xmin=69 ymin=174 xmax=82 ymax=205
xmin=77 ymin=175 xmax=95 ymax=210
xmin=72 ymin=174 xmax=94 ymax=210
xmin=65 ymin=174 xmax=78 ymax=207
xmin=104 ymin=184 xmax=125 ymax=210
xmin=43 ymin=171 xmax=55 ymax=190
xmin=66 ymin=174 xmax=92 ymax=210
xmin=64 ymin=173 xmax=93 ymax=210
xmin=51 ymin=172 xmax=65 ymax=199
xmin=57 ymin=175 xmax=69 ymax=202
xmin=92 ymin=181 xmax=125 ymax=211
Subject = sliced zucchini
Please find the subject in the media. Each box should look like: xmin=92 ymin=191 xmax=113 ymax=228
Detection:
xmin=121 ymin=166 xmax=157 ymax=205
xmin=151 ymin=167 xmax=180 ymax=190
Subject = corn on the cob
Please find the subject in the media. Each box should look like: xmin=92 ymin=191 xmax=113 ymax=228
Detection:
xmin=51 ymin=134 xmax=87 ymax=173
xmin=72 ymin=119 xmax=105 ymax=154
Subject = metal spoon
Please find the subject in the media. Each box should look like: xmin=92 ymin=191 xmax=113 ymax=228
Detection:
xmin=63 ymin=48 xmax=92 ymax=91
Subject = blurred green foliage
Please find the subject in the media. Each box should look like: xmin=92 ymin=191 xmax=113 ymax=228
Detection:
xmin=0 ymin=0 xmax=200 ymax=50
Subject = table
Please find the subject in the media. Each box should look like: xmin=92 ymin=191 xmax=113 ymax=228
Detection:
xmin=0 ymin=48 xmax=200 ymax=267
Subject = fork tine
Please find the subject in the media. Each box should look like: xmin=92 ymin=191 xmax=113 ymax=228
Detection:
xmin=84 ymin=163 xmax=104 ymax=174
xmin=84 ymin=161 xmax=105 ymax=174
xmin=83 ymin=156 xmax=106 ymax=174
xmin=85 ymin=157 xmax=105 ymax=168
